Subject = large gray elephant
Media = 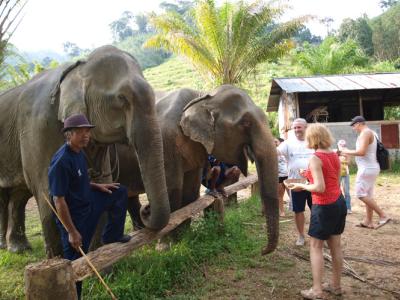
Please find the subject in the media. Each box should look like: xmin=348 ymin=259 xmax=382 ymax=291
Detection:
xmin=0 ymin=45 xmax=170 ymax=256
xmin=118 ymin=85 xmax=279 ymax=254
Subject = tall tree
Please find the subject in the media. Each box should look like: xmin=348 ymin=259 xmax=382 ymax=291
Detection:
xmin=379 ymin=0 xmax=399 ymax=10
xmin=109 ymin=11 xmax=134 ymax=42
xmin=371 ymin=2 xmax=400 ymax=60
xmin=0 ymin=0 xmax=26 ymax=67
xmin=320 ymin=17 xmax=334 ymax=36
xmin=145 ymin=0 xmax=306 ymax=85
xmin=293 ymin=25 xmax=322 ymax=45
xmin=295 ymin=36 xmax=368 ymax=75
xmin=338 ymin=16 xmax=374 ymax=56
xmin=135 ymin=14 xmax=149 ymax=34
xmin=159 ymin=0 xmax=194 ymax=15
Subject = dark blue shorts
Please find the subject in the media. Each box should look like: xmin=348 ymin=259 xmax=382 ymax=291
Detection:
xmin=291 ymin=190 xmax=312 ymax=213
xmin=308 ymin=195 xmax=347 ymax=240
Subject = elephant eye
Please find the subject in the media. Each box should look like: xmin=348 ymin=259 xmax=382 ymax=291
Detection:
xmin=118 ymin=94 xmax=127 ymax=102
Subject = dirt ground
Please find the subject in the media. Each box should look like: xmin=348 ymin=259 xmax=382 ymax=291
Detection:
xmin=201 ymin=179 xmax=400 ymax=300
xmin=25 ymin=179 xmax=400 ymax=299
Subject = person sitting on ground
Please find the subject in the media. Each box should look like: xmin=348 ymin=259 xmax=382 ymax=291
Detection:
xmin=289 ymin=123 xmax=347 ymax=300
xmin=337 ymin=139 xmax=352 ymax=214
xmin=48 ymin=114 xmax=131 ymax=299
xmin=341 ymin=116 xmax=390 ymax=229
xmin=275 ymin=137 xmax=289 ymax=217
xmin=202 ymin=155 xmax=241 ymax=197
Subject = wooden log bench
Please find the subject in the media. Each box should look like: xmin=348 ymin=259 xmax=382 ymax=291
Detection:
xmin=25 ymin=174 xmax=259 ymax=299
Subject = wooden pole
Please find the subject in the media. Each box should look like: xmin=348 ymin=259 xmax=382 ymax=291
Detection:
xmin=25 ymin=258 xmax=77 ymax=300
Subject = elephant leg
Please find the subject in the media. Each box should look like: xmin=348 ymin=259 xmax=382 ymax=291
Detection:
xmin=34 ymin=189 xmax=63 ymax=257
xmin=7 ymin=186 xmax=32 ymax=253
xmin=171 ymin=169 xmax=202 ymax=238
xmin=128 ymin=195 xmax=144 ymax=230
xmin=0 ymin=188 xmax=9 ymax=249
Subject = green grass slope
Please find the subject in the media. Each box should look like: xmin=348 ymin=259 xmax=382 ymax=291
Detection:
xmin=144 ymin=56 xmax=304 ymax=111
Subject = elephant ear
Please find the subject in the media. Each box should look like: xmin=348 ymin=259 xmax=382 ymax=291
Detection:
xmin=50 ymin=60 xmax=88 ymax=121
xmin=180 ymin=93 xmax=216 ymax=154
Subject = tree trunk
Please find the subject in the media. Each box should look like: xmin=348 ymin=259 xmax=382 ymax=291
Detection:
xmin=25 ymin=258 xmax=77 ymax=300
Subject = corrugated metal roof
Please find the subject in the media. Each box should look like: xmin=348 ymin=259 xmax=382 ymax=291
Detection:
xmin=267 ymin=73 xmax=400 ymax=112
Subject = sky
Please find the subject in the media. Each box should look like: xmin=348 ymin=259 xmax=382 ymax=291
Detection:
xmin=11 ymin=0 xmax=384 ymax=53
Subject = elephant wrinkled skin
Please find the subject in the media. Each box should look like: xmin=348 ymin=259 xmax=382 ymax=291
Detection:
xmin=118 ymin=85 xmax=279 ymax=254
xmin=0 ymin=45 xmax=170 ymax=256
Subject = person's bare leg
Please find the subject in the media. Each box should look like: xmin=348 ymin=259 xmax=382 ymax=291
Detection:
xmin=295 ymin=212 xmax=305 ymax=237
xmin=309 ymin=237 xmax=324 ymax=294
xmin=359 ymin=196 xmax=387 ymax=223
xmin=278 ymin=183 xmax=285 ymax=216
xmin=209 ymin=166 xmax=221 ymax=193
xmin=364 ymin=202 xmax=374 ymax=226
xmin=327 ymin=235 xmax=343 ymax=290
xmin=217 ymin=166 xmax=240 ymax=197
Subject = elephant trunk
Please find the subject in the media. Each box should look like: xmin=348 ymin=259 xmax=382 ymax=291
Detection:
xmin=251 ymin=122 xmax=279 ymax=254
xmin=132 ymin=114 xmax=170 ymax=230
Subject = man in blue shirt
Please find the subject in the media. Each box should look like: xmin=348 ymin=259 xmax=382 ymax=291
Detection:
xmin=48 ymin=114 xmax=130 ymax=298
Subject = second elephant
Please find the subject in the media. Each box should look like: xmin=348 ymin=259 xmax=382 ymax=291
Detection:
xmin=118 ymin=85 xmax=279 ymax=254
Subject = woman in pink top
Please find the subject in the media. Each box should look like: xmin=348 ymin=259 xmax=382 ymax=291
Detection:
xmin=290 ymin=124 xmax=347 ymax=299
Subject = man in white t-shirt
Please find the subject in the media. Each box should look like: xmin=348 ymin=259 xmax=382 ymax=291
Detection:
xmin=278 ymin=118 xmax=314 ymax=246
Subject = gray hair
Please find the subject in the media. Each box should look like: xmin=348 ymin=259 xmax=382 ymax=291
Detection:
xmin=64 ymin=129 xmax=75 ymax=141
xmin=292 ymin=118 xmax=307 ymax=127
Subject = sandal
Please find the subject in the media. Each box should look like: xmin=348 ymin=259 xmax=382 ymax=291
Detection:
xmin=300 ymin=288 xmax=325 ymax=299
xmin=322 ymin=282 xmax=342 ymax=296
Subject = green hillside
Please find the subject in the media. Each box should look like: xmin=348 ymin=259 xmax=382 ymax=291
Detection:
xmin=144 ymin=55 xmax=305 ymax=110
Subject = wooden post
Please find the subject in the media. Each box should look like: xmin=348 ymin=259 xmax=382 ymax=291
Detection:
xmin=251 ymin=181 xmax=260 ymax=197
xmin=226 ymin=193 xmax=237 ymax=205
xmin=213 ymin=197 xmax=225 ymax=223
xmin=25 ymin=258 xmax=77 ymax=300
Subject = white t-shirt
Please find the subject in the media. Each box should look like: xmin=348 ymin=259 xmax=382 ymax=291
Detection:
xmin=278 ymin=138 xmax=314 ymax=179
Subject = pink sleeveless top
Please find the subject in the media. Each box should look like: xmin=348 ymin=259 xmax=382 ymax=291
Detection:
xmin=306 ymin=152 xmax=341 ymax=205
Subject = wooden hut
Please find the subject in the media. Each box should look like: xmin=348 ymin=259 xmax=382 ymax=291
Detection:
xmin=267 ymin=73 xmax=400 ymax=157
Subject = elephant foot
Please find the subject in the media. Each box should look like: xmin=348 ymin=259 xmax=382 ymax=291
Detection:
xmin=7 ymin=239 xmax=32 ymax=253
xmin=0 ymin=239 xmax=6 ymax=249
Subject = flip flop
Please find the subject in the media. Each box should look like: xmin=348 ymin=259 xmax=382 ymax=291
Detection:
xmin=375 ymin=218 xmax=391 ymax=229
xmin=356 ymin=222 xmax=374 ymax=229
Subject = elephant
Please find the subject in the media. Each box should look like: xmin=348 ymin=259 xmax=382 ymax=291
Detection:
xmin=117 ymin=85 xmax=279 ymax=254
xmin=0 ymin=45 xmax=170 ymax=256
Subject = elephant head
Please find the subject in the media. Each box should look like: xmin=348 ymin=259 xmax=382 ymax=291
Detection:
xmin=180 ymin=85 xmax=279 ymax=254
xmin=54 ymin=45 xmax=170 ymax=230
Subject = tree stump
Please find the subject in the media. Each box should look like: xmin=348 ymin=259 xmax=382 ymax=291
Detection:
xmin=25 ymin=258 xmax=77 ymax=300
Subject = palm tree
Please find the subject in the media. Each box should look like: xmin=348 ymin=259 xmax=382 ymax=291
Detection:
xmin=0 ymin=0 xmax=27 ymax=67
xmin=295 ymin=36 xmax=369 ymax=75
xmin=144 ymin=0 xmax=306 ymax=85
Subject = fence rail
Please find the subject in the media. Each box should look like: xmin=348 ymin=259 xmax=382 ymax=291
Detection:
xmin=25 ymin=174 xmax=259 ymax=299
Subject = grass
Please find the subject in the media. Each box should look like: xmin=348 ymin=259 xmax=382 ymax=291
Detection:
xmin=84 ymin=197 xmax=267 ymax=299
xmin=0 ymin=210 xmax=44 ymax=300
xmin=144 ymin=55 xmax=303 ymax=110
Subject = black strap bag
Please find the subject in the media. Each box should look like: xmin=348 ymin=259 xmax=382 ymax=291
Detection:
xmin=375 ymin=135 xmax=390 ymax=170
